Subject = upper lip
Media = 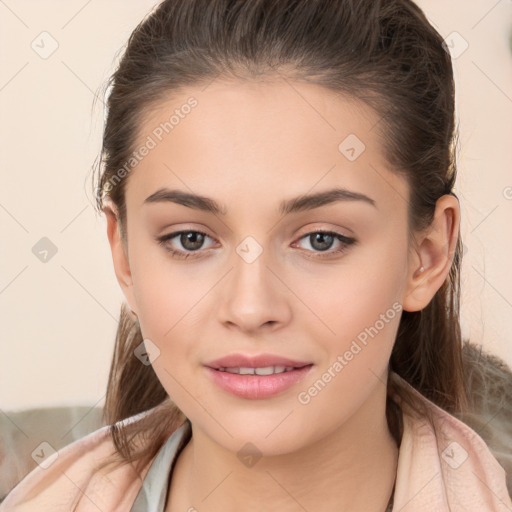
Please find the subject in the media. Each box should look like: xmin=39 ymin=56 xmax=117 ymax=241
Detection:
xmin=205 ymin=353 xmax=312 ymax=370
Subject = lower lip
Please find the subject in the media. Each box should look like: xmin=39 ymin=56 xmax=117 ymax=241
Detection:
xmin=204 ymin=365 xmax=313 ymax=399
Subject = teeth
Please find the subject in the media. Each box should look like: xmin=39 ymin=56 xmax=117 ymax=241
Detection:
xmin=218 ymin=366 xmax=296 ymax=375
xmin=256 ymin=366 xmax=283 ymax=375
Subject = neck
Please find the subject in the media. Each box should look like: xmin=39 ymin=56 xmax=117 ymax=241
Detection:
xmin=167 ymin=383 xmax=399 ymax=512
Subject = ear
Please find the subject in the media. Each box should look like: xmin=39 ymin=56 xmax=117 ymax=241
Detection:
xmin=402 ymin=194 xmax=460 ymax=312
xmin=103 ymin=199 xmax=138 ymax=316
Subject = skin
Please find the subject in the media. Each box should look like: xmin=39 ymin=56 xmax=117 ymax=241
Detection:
xmin=104 ymin=77 xmax=459 ymax=511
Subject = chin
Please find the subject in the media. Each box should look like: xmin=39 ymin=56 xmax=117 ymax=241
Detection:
xmin=194 ymin=410 xmax=319 ymax=457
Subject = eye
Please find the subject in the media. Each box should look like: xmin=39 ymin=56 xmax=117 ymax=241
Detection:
xmin=292 ymin=230 xmax=356 ymax=259
xmin=156 ymin=228 xmax=356 ymax=260
xmin=156 ymin=230 xmax=217 ymax=259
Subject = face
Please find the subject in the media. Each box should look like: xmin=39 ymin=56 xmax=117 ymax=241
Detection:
xmin=111 ymin=78 xmax=417 ymax=455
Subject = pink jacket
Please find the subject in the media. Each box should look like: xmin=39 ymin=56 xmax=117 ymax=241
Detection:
xmin=1 ymin=373 xmax=511 ymax=511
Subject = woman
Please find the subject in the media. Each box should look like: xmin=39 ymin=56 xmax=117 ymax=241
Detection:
xmin=2 ymin=0 xmax=511 ymax=510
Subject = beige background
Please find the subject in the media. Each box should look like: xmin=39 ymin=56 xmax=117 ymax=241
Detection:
xmin=1 ymin=0 xmax=511 ymax=410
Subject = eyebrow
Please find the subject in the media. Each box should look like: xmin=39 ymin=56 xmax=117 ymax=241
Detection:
xmin=143 ymin=187 xmax=376 ymax=216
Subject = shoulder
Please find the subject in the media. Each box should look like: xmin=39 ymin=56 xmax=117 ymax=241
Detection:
xmin=0 ymin=411 xmax=155 ymax=512
xmin=390 ymin=370 xmax=512 ymax=510
xmin=458 ymin=341 xmax=512 ymax=486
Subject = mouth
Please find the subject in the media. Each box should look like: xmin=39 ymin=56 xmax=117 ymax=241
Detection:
xmin=205 ymin=353 xmax=313 ymax=372
xmin=211 ymin=364 xmax=311 ymax=375
xmin=204 ymin=359 xmax=314 ymax=400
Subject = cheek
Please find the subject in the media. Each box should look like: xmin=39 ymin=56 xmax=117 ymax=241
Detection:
xmin=292 ymin=266 xmax=405 ymax=430
xmin=128 ymin=244 xmax=217 ymax=393
xmin=291 ymin=239 xmax=408 ymax=404
xmin=128 ymin=231 xmax=199 ymax=334
xmin=296 ymin=272 xmax=402 ymax=390
xmin=294 ymin=239 xmax=407 ymax=342
xmin=130 ymin=258 xmax=205 ymax=406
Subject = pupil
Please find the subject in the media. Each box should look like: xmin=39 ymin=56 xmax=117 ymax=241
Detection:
xmin=311 ymin=233 xmax=333 ymax=251
xmin=182 ymin=232 xmax=204 ymax=250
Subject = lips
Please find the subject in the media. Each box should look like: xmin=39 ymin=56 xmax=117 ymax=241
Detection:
xmin=204 ymin=353 xmax=314 ymax=399
xmin=204 ymin=353 xmax=312 ymax=371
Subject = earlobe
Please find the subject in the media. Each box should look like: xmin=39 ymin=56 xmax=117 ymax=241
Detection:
xmin=402 ymin=194 xmax=460 ymax=312
xmin=103 ymin=200 xmax=138 ymax=314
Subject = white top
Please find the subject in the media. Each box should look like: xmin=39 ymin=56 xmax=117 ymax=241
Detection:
xmin=130 ymin=419 xmax=192 ymax=511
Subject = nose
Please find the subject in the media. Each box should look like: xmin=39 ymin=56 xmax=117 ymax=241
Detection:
xmin=216 ymin=244 xmax=292 ymax=334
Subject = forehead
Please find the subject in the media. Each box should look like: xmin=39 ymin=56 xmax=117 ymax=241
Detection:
xmin=125 ymin=78 xmax=408 ymax=216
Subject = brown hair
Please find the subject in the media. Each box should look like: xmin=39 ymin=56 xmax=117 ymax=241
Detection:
xmin=90 ymin=0 xmax=469 ymax=475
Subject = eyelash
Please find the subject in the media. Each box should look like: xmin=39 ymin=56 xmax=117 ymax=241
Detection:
xmin=156 ymin=229 xmax=356 ymax=260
